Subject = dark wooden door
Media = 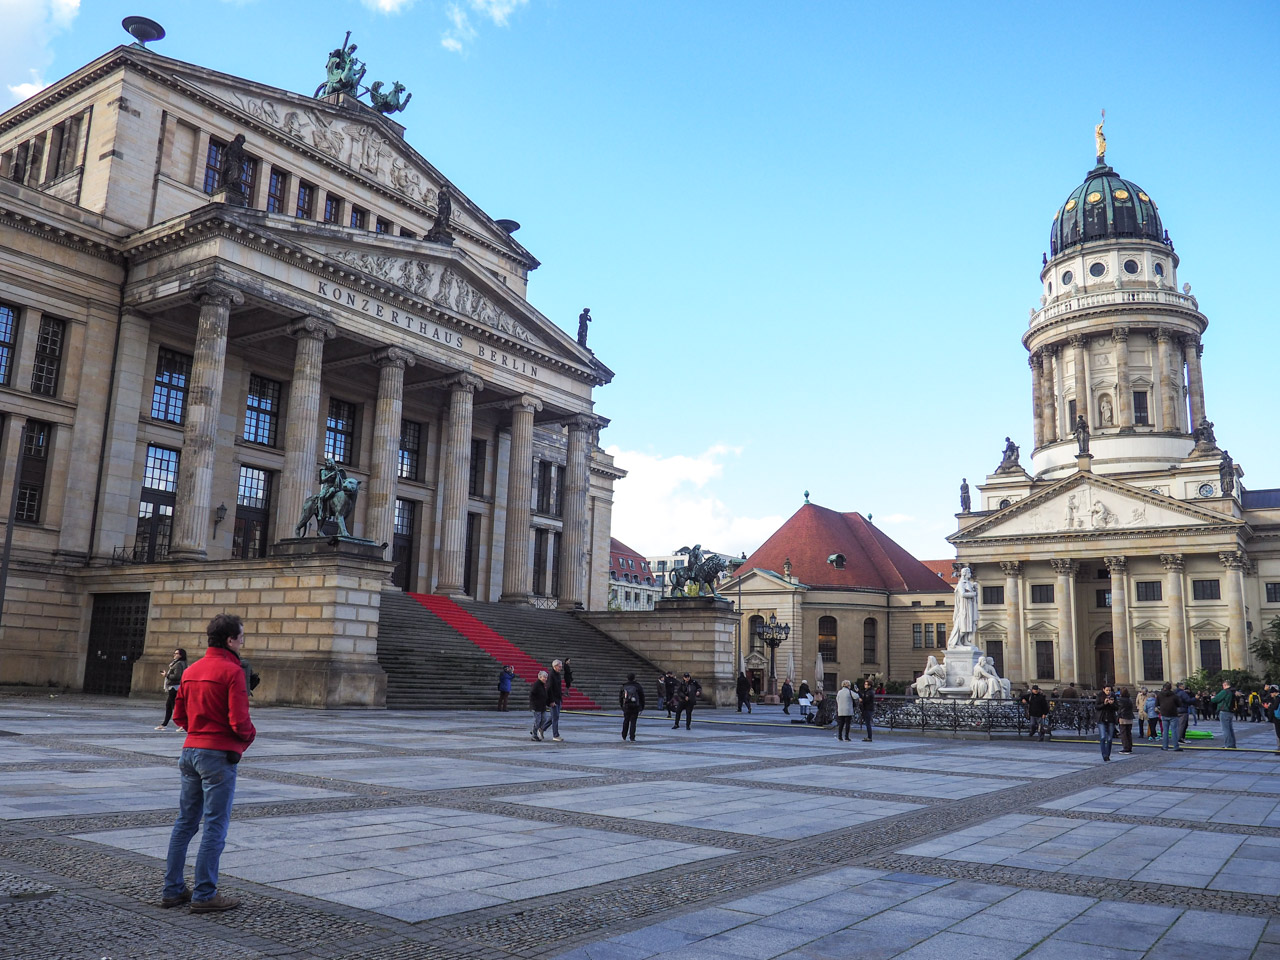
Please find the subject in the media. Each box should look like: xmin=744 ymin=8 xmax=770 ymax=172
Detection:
xmin=83 ymin=593 xmax=150 ymax=696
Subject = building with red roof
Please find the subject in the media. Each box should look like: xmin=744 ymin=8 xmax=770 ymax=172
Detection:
xmin=723 ymin=500 xmax=954 ymax=692
xmin=608 ymin=538 xmax=661 ymax=611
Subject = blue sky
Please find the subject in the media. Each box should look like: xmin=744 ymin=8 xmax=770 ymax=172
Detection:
xmin=6 ymin=1 xmax=1278 ymax=561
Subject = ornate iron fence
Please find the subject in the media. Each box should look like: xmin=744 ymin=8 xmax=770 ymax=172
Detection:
xmin=869 ymin=695 xmax=1098 ymax=736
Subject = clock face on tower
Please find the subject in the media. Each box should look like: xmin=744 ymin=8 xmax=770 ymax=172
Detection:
xmin=1198 ymin=483 xmax=1215 ymax=497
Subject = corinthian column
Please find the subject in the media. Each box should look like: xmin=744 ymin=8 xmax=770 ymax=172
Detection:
xmin=169 ymin=282 xmax=243 ymax=560
xmin=1069 ymin=334 xmax=1087 ymax=427
xmin=500 ymin=395 xmax=543 ymax=603
xmin=1161 ymin=554 xmax=1187 ymax=681
xmin=1220 ymin=551 xmax=1249 ymax=670
xmin=1029 ymin=355 xmax=1044 ymax=449
xmin=1050 ymin=559 xmax=1077 ymax=684
xmin=276 ymin=317 xmax=335 ymax=539
xmin=366 ymin=348 xmax=416 ymax=550
xmin=436 ymin=373 xmax=484 ymax=595
xmin=1104 ymin=556 xmax=1130 ymax=685
xmin=1156 ymin=329 xmax=1177 ymax=431
xmin=1043 ymin=345 xmax=1059 ymax=442
xmin=1184 ymin=336 xmax=1206 ymax=429
xmin=1000 ymin=561 xmax=1024 ymax=682
xmin=558 ymin=414 xmax=596 ymax=609
xmin=1113 ymin=326 xmax=1133 ymax=431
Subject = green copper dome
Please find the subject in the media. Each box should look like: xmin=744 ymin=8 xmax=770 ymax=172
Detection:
xmin=1050 ymin=163 xmax=1165 ymax=256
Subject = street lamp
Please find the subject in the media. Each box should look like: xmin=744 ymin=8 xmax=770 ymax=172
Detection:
xmin=755 ymin=613 xmax=790 ymax=697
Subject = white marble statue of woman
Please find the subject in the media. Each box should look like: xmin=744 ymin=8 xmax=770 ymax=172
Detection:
xmin=914 ymin=655 xmax=946 ymax=699
xmin=947 ymin=567 xmax=979 ymax=648
xmin=972 ymin=657 xmax=1008 ymax=700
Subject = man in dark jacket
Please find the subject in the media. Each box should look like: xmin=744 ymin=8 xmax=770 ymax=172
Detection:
xmin=781 ymin=678 xmax=794 ymax=715
xmin=539 ymin=660 xmax=566 ymax=741
xmin=858 ymin=679 xmax=876 ymax=742
xmin=662 ymin=672 xmax=677 ymax=718
xmin=1156 ymin=682 xmax=1181 ymax=751
xmin=736 ymin=672 xmax=752 ymax=713
xmin=563 ymin=659 xmax=574 ymax=690
xmin=1095 ymin=685 xmax=1119 ymax=761
xmin=1175 ymin=682 xmax=1195 ymax=743
xmin=672 ymin=673 xmax=701 ymax=730
xmin=1025 ymin=685 xmax=1050 ymax=741
xmin=619 ymin=673 xmax=646 ymax=741
xmin=529 ymin=671 xmax=549 ymax=741
xmin=162 ymin=614 xmax=256 ymax=914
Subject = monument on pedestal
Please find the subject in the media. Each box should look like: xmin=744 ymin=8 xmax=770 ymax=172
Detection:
xmin=913 ymin=566 xmax=1010 ymax=699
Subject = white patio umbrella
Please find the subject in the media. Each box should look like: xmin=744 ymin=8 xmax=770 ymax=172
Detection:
xmin=739 ymin=651 xmax=746 ymax=676
xmin=786 ymin=648 xmax=795 ymax=684
xmin=815 ymin=652 xmax=825 ymax=693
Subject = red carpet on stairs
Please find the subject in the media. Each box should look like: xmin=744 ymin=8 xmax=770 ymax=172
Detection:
xmin=407 ymin=593 xmax=601 ymax=709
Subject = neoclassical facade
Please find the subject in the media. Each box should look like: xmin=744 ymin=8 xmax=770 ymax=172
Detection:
xmin=0 ymin=44 xmax=623 ymax=702
xmin=951 ymin=146 xmax=1280 ymax=690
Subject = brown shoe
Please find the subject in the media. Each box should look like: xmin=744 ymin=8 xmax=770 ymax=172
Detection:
xmin=160 ymin=886 xmax=192 ymax=908
xmin=189 ymin=893 xmax=241 ymax=913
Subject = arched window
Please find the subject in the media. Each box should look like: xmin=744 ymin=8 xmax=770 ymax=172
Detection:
xmin=863 ymin=618 xmax=878 ymax=664
xmin=818 ymin=616 xmax=837 ymax=662
xmin=748 ymin=615 xmax=764 ymax=655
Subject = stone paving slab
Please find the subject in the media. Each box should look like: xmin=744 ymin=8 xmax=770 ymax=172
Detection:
xmin=1115 ymin=768 xmax=1280 ymax=794
xmin=726 ymin=763 xmax=1023 ymax=799
xmin=76 ymin=733 xmax=372 ymax=759
xmin=486 ymin=746 xmax=752 ymax=772
xmin=1043 ymin=785 xmax=1280 ymax=827
xmin=847 ymin=748 xmax=1096 ymax=779
xmin=255 ymin=754 xmax=599 ymax=790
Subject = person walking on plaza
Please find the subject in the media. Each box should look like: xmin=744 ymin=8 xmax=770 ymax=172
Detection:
xmin=672 ymin=672 xmax=701 ymax=730
xmin=497 ymin=665 xmax=514 ymax=712
xmin=162 ymin=614 xmax=256 ymax=914
xmin=1175 ymin=682 xmax=1194 ymax=743
xmin=539 ymin=659 xmax=566 ymax=741
xmin=1095 ymin=685 xmax=1118 ymax=761
xmin=1264 ymin=685 xmax=1280 ymax=752
xmin=1026 ymin=685 xmax=1050 ymax=741
xmin=1156 ymin=682 xmax=1181 ymax=751
xmin=663 ymin=671 xmax=677 ymax=718
xmin=155 ymin=648 xmax=188 ymax=731
xmin=619 ymin=673 xmax=645 ymax=742
xmin=1212 ymin=679 xmax=1237 ymax=749
xmin=1143 ymin=690 xmax=1160 ymax=741
xmin=736 ymin=672 xmax=753 ymax=713
xmin=858 ymin=678 xmax=876 ymax=742
xmin=781 ymin=677 xmax=794 ymax=715
xmin=529 ymin=670 xmax=549 ymax=741
xmin=1117 ymin=687 xmax=1135 ymax=754
xmin=835 ymin=680 xmax=857 ymax=741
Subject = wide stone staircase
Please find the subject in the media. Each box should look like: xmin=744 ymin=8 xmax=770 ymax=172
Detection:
xmin=376 ymin=591 xmax=664 ymax=711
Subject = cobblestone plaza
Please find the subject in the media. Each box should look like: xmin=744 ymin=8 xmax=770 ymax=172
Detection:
xmin=2 ymin=696 xmax=1278 ymax=959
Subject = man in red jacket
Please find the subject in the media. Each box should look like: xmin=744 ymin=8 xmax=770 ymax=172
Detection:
xmin=161 ymin=614 xmax=256 ymax=913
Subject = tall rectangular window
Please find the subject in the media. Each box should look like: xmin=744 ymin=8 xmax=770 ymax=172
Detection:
xmin=150 ymin=348 xmax=192 ymax=424
xmin=1096 ymin=589 xmax=1112 ymax=608
xmin=1067 ymin=398 xmax=1077 ymax=425
xmin=1035 ymin=640 xmax=1055 ymax=679
xmin=136 ymin=445 xmax=179 ymax=562
xmin=266 ymin=169 xmax=288 ymax=213
xmin=1135 ymin=581 xmax=1162 ymax=602
xmin=16 ymin=420 xmax=50 ymax=523
xmin=535 ymin=460 xmax=553 ymax=513
xmin=924 ymin=623 xmax=935 ymax=648
xmin=242 ymin=375 xmax=281 ymax=446
xmin=818 ymin=616 xmax=837 ymax=662
xmin=1133 ymin=390 xmax=1149 ymax=425
xmin=987 ymin=640 xmax=1005 ymax=678
xmin=350 ymin=207 xmax=368 ymax=230
xmin=30 ymin=315 xmax=65 ymax=396
xmin=862 ymin=618 xmax=877 ymax=664
xmin=296 ymin=182 xmax=315 ymax=219
xmin=936 ymin=622 xmax=947 ymax=643
xmin=533 ymin=527 xmax=548 ymax=595
xmin=392 ymin=498 xmax=416 ymax=591
xmin=469 ymin=438 xmax=487 ymax=497
xmin=1192 ymin=579 xmax=1221 ymax=601
xmin=203 ymin=139 xmax=225 ymax=194
xmin=982 ymin=585 xmax=1004 ymax=605
xmin=398 ymin=420 xmax=421 ymax=480
xmin=375 ymin=217 xmax=391 ymax=234
xmin=1142 ymin=638 xmax=1164 ymax=681
xmin=1200 ymin=639 xmax=1222 ymax=675
xmin=1030 ymin=584 xmax=1054 ymax=603
xmin=232 ymin=466 xmax=271 ymax=559
xmin=1267 ymin=583 xmax=1280 ymax=604
xmin=0 ymin=301 xmax=16 ymax=385
xmin=325 ymin=398 xmax=356 ymax=464
xmin=323 ymin=194 xmax=343 ymax=224
xmin=912 ymin=623 xmax=923 ymax=649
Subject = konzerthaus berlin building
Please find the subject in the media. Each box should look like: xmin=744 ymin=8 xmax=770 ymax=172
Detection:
xmin=0 ymin=40 xmax=623 ymax=704
xmin=949 ymin=142 xmax=1279 ymax=691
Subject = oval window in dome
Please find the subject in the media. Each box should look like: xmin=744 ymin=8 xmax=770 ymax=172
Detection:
xmin=1124 ymin=259 xmax=1140 ymax=274
xmin=1114 ymin=189 xmax=1130 ymax=201
xmin=1062 ymin=270 xmax=1074 ymax=285
xmin=1065 ymin=199 xmax=1077 ymax=212
xmin=1138 ymin=192 xmax=1150 ymax=202
xmin=1089 ymin=262 xmax=1106 ymax=278
xmin=1154 ymin=262 xmax=1165 ymax=277
xmin=1087 ymin=191 xmax=1103 ymax=203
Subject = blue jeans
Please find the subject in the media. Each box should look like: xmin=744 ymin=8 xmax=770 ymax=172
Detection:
xmin=165 ymin=748 xmax=238 ymax=901
xmin=540 ymin=702 xmax=561 ymax=737
xmin=1221 ymin=710 xmax=1236 ymax=748
xmin=1161 ymin=716 xmax=1179 ymax=750
xmin=531 ymin=709 xmax=546 ymax=736
xmin=1098 ymin=721 xmax=1116 ymax=760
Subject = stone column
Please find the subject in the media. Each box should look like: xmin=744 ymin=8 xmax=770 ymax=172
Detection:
xmin=169 ymin=282 xmax=243 ymax=560
xmin=558 ymin=415 xmax=596 ymax=610
xmin=1000 ymin=561 xmax=1024 ymax=682
xmin=1184 ymin=336 xmax=1206 ymax=430
xmin=436 ymin=373 xmax=484 ymax=596
xmin=1113 ymin=326 xmax=1133 ymax=431
xmin=500 ymin=395 xmax=543 ymax=603
xmin=275 ymin=317 xmax=336 ymax=540
xmin=1220 ymin=551 xmax=1249 ymax=670
xmin=366 ymin=348 xmax=416 ymax=551
xmin=1069 ymin=334 xmax=1087 ymax=427
xmin=1050 ymin=559 xmax=1077 ymax=684
xmin=1044 ymin=345 xmax=1059 ymax=442
xmin=1104 ymin=556 xmax=1131 ymax=685
xmin=1029 ymin=354 xmax=1043 ymax=449
xmin=1161 ymin=554 xmax=1187 ymax=683
xmin=1156 ymin=329 xmax=1177 ymax=431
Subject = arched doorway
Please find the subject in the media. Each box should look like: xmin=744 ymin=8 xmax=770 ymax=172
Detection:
xmin=1094 ymin=631 xmax=1114 ymax=688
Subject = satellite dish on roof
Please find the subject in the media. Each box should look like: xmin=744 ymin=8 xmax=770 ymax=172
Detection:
xmin=122 ymin=16 xmax=166 ymax=47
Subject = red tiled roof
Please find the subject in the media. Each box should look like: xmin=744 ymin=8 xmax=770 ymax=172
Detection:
xmin=737 ymin=503 xmax=949 ymax=593
xmin=921 ymin=559 xmax=957 ymax=582
xmin=610 ymin=537 xmax=652 ymax=581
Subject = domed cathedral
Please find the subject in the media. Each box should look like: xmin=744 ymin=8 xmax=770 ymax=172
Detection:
xmin=949 ymin=124 xmax=1280 ymax=692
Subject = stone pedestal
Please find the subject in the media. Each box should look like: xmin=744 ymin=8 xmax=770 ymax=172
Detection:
xmin=271 ymin=537 xmax=388 ymax=561
xmin=941 ymin=645 xmax=983 ymax=696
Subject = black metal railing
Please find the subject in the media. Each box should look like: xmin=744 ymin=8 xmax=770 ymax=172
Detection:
xmin=867 ymin=695 xmax=1098 ymax=736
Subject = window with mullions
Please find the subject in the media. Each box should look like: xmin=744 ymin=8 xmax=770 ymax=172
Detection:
xmin=912 ymin=623 xmax=923 ymax=649
xmin=16 ymin=420 xmax=50 ymax=523
xmin=31 ymin=315 xmax=65 ymax=397
xmin=150 ymin=348 xmax=192 ymax=424
xmin=1142 ymin=638 xmax=1164 ymax=681
xmin=1267 ymin=583 xmax=1280 ymax=604
xmin=296 ymin=182 xmax=315 ymax=219
xmin=863 ymin=618 xmax=877 ymax=664
xmin=818 ymin=616 xmax=837 ymax=662
xmin=1192 ymin=579 xmax=1221 ymax=601
xmin=1030 ymin=584 xmax=1054 ymax=604
xmin=203 ymin=140 xmax=225 ymax=194
xmin=1135 ymin=581 xmax=1162 ymax=602
xmin=325 ymin=398 xmax=356 ymax=464
xmin=232 ymin=466 xmax=271 ymax=559
xmin=136 ymin=445 xmax=179 ymax=562
xmin=398 ymin=420 xmax=422 ymax=480
xmin=469 ymin=438 xmax=487 ymax=497
xmin=0 ymin=302 xmax=16 ymax=384
xmin=242 ymin=375 xmax=281 ymax=446
xmin=350 ymin=207 xmax=368 ymax=230
xmin=323 ymin=194 xmax=343 ymax=224
xmin=391 ymin=498 xmax=417 ymax=591
xmin=1035 ymin=640 xmax=1055 ymax=679
xmin=375 ymin=217 xmax=391 ymax=234
xmin=266 ymin=169 xmax=288 ymax=213
xmin=1133 ymin=390 xmax=1149 ymax=426
xmin=982 ymin=585 xmax=1004 ymax=605
xmin=924 ymin=623 xmax=935 ymax=648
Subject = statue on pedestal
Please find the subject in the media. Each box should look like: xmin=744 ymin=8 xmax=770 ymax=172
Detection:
xmin=959 ymin=478 xmax=971 ymax=513
xmin=426 ymin=186 xmax=454 ymax=244
xmin=295 ymin=456 xmax=361 ymax=537
xmin=913 ymin=655 xmax=946 ymax=699
xmin=219 ymin=134 xmax=249 ymax=206
xmin=316 ymin=33 xmax=367 ymax=98
xmin=1075 ymin=415 xmax=1090 ymax=456
xmin=1219 ymin=450 xmax=1236 ymax=496
xmin=946 ymin=566 xmax=979 ymax=648
xmin=577 ymin=308 xmax=592 ymax=347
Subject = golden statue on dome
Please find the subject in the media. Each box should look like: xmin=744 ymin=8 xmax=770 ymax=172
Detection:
xmin=1095 ymin=108 xmax=1107 ymax=163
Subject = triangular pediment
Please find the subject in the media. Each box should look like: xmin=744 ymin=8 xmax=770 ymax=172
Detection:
xmin=953 ymin=473 xmax=1243 ymax=542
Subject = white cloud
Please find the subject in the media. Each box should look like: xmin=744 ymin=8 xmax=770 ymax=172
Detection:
xmin=469 ymin=0 xmax=528 ymax=26
xmin=441 ymin=3 xmax=477 ymax=53
xmin=361 ymin=0 xmax=417 ymax=12
xmin=2 ymin=0 xmax=80 ymax=104
xmin=440 ymin=0 xmax=526 ymax=53
xmin=605 ymin=445 xmax=785 ymax=557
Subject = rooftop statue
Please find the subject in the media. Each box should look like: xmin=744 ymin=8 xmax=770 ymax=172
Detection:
xmin=1075 ymin=415 xmax=1091 ymax=456
xmin=1220 ymin=450 xmax=1236 ymax=496
xmin=316 ymin=33 xmax=367 ymax=98
xmin=426 ymin=186 xmax=455 ymax=244
xmin=577 ymin=308 xmax=592 ymax=347
xmin=1095 ymin=108 xmax=1106 ymax=162
xmin=219 ymin=133 xmax=249 ymax=206
xmin=369 ymin=80 xmax=412 ymax=115
xmin=959 ymin=478 xmax=971 ymax=513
